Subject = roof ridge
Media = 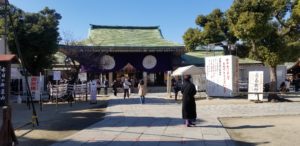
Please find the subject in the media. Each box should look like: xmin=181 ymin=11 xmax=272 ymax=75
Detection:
xmin=90 ymin=24 xmax=160 ymax=29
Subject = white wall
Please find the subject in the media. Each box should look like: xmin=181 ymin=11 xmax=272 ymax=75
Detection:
xmin=205 ymin=55 xmax=239 ymax=97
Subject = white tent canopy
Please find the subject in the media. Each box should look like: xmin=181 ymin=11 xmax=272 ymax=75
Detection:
xmin=171 ymin=65 xmax=203 ymax=76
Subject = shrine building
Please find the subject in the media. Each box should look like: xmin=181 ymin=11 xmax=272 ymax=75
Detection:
xmin=59 ymin=25 xmax=185 ymax=86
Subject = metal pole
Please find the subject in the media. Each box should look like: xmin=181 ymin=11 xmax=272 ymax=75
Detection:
xmin=4 ymin=0 xmax=8 ymax=54
xmin=56 ymin=80 xmax=58 ymax=111
xmin=39 ymin=73 xmax=42 ymax=111
xmin=6 ymin=0 xmax=39 ymax=126
xmin=18 ymin=75 xmax=20 ymax=102
xmin=86 ymin=82 xmax=88 ymax=101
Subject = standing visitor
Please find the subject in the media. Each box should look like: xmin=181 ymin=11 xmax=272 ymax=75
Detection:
xmin=97 ymin=78 xmax=101 ymax=95
xmin=181 ymin=75 xmax=197 ymax=127
xmin=171 ymin=77 xmax=176 ymax=87
xmin=104 ymin=78 xmax=109 ymax=95
xmin=280 ymin=82 xmax=287 ymax=92
xmin=123 ymin=78 xmax=131 ymax=99
xmin=128 ymin=77 xmax=133 ymax=95
xmin=173 ymin=79 xmax=182 ymax=101
xmin=285 ymin=79 xmax=290 ymax=92
xmin=47 ymin=81 xmax=52 ymax=100
xmin=138 ymin=80 xmax=146 ymax=104
xmin=112 ymin=80 xmax=118 ymax=96
xmin=66 ymin=80 xmax=74 ymax=102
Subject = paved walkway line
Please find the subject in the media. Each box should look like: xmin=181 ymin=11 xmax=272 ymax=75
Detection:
xmin=52 ymin=94 xmax=233 ymax=146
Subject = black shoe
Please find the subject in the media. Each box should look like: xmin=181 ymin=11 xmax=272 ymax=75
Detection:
xmin=189 ymin=122 xmax=196 ymax=126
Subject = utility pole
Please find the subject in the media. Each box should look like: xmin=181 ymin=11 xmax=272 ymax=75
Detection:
xmin=3 ymin=0 xmax=7 ymax=54
xmin=0 ymin=1 xmax=18 ymax=145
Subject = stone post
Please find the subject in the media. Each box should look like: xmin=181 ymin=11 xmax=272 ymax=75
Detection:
xmin=167 ymin=71 xmax=172 ymax=98
xmin=108 ymin=72 xmax=113 ymax=87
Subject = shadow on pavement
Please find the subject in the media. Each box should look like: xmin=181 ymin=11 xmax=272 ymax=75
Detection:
xmin=15 ymin=102 xmax=108 ymax=146
xmin=18 ymin=137 xmax=256 ymax=146
xmin=234 ymin=140 xmax=270 ymax=146
xmin=88 ymin=116 xmax=185 ymax=128
xmin=17 ymin=103 xmax=108 ymax=131
xmin=224 ymin=125 xmax=274 ymax=129
xmin=107 ymin=97 xmax=178 ymax=107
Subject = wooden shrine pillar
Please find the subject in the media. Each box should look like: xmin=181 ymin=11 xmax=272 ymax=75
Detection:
xmin=0 ymin=55 xmax=19 ymax=146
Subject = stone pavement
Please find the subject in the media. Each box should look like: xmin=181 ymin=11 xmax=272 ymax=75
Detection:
xmin=52 ymin=93 xmax=300 ymax=146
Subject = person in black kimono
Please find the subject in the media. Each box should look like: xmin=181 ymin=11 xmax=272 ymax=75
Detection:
xmin=181 ymin=75 xmax=197 ymax=127
xmin=112 ymin=80 xmax=118 ymax=96
xmin=103 ymin=78 xmax=109 ymax=95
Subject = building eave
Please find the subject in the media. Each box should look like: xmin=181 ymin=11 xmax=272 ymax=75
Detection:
xmin=59 ymin=45 xmax=185 ymax=53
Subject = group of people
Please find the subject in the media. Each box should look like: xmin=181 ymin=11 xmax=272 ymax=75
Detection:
xmin=96 ymin=78 xmax=109 ymax=95
xmin=94 ymin=75 xmax=198 ymax=127
xmin=280 ymin=77 xmax=300 ymax=92
xmin=111 ymin=77 xmax=146 ymax=104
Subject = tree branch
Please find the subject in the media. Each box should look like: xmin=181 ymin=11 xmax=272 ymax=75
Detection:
xmin=275 ymin=13 xmax=288 ymax=28
xmin=274 ymin=12 xmax=295 ymax=37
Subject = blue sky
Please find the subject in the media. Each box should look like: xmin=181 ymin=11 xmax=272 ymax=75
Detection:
xmin=10 ymin=0 xmax=233 ymax=44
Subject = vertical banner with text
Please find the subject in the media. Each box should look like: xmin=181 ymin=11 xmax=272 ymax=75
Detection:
xmin=205 ymin=55 xmax=239 ymax=97
xmin=248 ymin=71 xmax=264 ymax=100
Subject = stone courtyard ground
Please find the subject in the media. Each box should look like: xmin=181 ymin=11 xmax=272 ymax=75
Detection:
xmin=51 ymin=93 xmax=300 ymax=146
xmin=1 ymin=97 xmax=108 ymax=146
xmin=220 ymin=115 xmax=300 ymax=146
xmin=2 ymin=93 xmax=300 ymax=146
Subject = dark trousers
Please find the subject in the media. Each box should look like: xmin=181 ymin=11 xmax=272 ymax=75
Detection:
xmin=104 ymin=87 xmax=108 ymax=95
xmin=174 ymin=91 xmax=179 ymax=100
xmin=113 ymin=88 xmax=117 ymax=96
xmin=124 ymin=89 xmax=129 ymax=98
xmin=97 ymin=88 xmax=101 ymax=94
xmin=140 ymin=96 xmax=145 ymax=104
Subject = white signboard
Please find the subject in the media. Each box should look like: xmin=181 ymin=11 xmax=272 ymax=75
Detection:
xmin=29 ymin=76 xmax=44 ymax=101
xmin=53 ymin=71 xmax=61 ymax=81
xmin=205 ymin=55 xmax=239 ymax=97
xmin=90 ymin=80 xmax=97 ymax=103
xmin=78 ymin=72 xmax=87 ymax=82
xmin=248 ymin=71 xmax=264 ymax=100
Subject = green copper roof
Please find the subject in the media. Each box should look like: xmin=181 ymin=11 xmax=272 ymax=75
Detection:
xmin=181 ymin=51 xmax=262 ymax=66
xmin=181 ymin=51 xmax=224 ymax=65
xmin=82 ymin=25 xmax=183 ymax=47
xmin=239 ymin=58 xmax=262 ymax=64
